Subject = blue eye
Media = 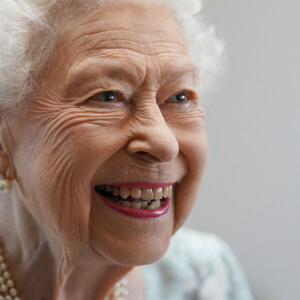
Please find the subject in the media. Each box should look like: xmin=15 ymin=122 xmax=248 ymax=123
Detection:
xmin=171 ymin=92 xmax=188 ymax=103
xmin=98 ymin=91 xmax=116 ymax=102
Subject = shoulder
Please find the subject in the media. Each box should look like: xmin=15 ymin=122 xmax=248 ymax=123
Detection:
xmin=168 ymin=226 xmax=231 ymax=259
xmin=142 ymin=227 xmax=253 ymax=300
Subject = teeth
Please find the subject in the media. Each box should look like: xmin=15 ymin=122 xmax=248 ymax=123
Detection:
xmin=153 ymin=188 xmax=163 ymax=200
xmin=141 ymin=189 xmax=153 ymax=201
xmin=126 ymin=199 xmax=164 ymax=210
xmin=113 ymin=186 xmax=120 ymax=196
xmin=120 ymin=187 xmax=130 ymax=199
xmin=152 ymin=200 xmax=160 ymax=209
xmin=163 ymin=186 xmax=169 ymax=198
xmin=131 ymin=202 xmax=142 ymax=209
xmin=131 ymin=188 xmax=141 ymax=199
xmin=122 ymin=201 xmax=131 ymax=208
xmin=147 ymin=202 xmax=156 ymax=210
xmin=168 ymin=186 xmax=172 ymax=198
xmin=97 ymin=184 xmax=173 ymax=209
xmin=141 ymin=201 xmax=148 ymax=209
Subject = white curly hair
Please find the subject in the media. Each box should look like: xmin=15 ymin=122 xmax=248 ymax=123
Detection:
xmin=0 ymin=0 xmax=224 ymax=110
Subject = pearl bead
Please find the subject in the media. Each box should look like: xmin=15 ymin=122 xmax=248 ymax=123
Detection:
xmin=3 ymin=271 xmax=10 ymax=279
xmin=0 ymin=263 xmax=7 ymax=271
xmin=110 ymin=278 xmax=129 ymax=300
xmin=9 ymin=288 xmax=17 ymax=296
xmin=6 ymin=280 xmax=14 ymax=288
xmin=1 ymin=283 xmax=8 ymax=292
xmin=0 ymin=178 xmax=12 ymax=194
xmin=0 ymin=246 xmax=20 ymax=300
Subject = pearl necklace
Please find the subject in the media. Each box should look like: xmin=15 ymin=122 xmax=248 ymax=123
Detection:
xmin=109 ymin=278 xmax=129 ymax=300
xmin=0 ymin=242 xmax=128 ymax=300
xmin=0 ymin=244 xmax=20 ymax=300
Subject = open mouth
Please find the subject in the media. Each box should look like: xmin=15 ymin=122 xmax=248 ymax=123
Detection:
xmin=95 ymin=182 xmax=175 ymax=219
xmin=95 ymin=185 xmax=172 ymax=209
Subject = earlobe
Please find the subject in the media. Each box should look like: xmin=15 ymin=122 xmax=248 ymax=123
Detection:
xmin=0 ymin=148 xmax=14 ymax=194
xmin=0 ymin=146 xmax=16 ymax=181
xmin=0 ymin=116 xmax=17 ymax=181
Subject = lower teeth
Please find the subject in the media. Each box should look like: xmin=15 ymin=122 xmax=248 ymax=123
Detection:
xmin=115 ymin=198 xmax=163 ymax=210
xmin=97 ymin=190 xmax=165 ymax=210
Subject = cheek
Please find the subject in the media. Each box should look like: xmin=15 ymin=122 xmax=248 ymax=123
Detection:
xmin=174 ymin=131 xmax=207 ymax=232
xmin=13 ymin=109 xmax=129 ymax=247
xmin=166 ymin=108 xmax=207 ymax=177
xmin=167 ymin=111 xmax=208 ymax=232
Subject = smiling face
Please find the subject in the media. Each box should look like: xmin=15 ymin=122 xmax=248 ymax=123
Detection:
xmin=3 ymin=3 xmax=207 ymax=265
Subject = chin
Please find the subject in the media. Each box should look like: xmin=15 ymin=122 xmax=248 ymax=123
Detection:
xmin=90 ymin=230 xmax=172 ymax=266
xmin=117 ymin=237 xmax=171 ymax=266
xmin=89 ymin=186 xmax=176 ymax=266
xmin=89 ymin=209 xmax=174 ymax=266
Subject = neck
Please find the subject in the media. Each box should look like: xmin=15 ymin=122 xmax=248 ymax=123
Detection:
xmin=0 ymin=192 xmax=140 ymax=300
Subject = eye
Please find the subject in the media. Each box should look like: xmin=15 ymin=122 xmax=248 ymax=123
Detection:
xmin=88 ymin=91 xmax=117 ymax=103
xmin=169 ymin=91 xmax=190 ymax=104
xmin=98 ymin=91 xmax=116 ymax=102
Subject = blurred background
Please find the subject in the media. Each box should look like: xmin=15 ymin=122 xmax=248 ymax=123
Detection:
xmin=186 ymin=1 xmax=300 ymax=300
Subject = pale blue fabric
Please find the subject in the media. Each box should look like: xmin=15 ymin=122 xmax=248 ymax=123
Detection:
xmin=141 ymin=227 xmax=253 ymax=300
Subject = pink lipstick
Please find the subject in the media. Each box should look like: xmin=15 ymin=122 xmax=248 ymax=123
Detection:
xmin=96 ymin=192 xmax=170 ymax=219
xmin=94 ymin=182 xmax=173 ymax=219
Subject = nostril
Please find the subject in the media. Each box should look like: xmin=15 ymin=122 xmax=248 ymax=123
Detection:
xmin=136 ymin=151 xmax=161 ymax=163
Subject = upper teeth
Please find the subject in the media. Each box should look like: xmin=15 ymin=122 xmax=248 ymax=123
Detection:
xmin=98 ymin=185 xmax=173 ymax=201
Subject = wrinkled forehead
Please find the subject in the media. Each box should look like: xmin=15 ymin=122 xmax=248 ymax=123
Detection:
xmin=40 ymin=2 xmax=198 ymax=93
xmin=61 ymin=1 xmax=183 ymax=37
xmin=57 ymin=3 xmax=189 ymax=65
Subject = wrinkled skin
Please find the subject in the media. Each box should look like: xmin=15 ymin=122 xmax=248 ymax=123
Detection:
xmin=0 ymin=2 xmax=207 ymax=300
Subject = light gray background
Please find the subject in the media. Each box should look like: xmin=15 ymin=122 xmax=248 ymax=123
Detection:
xmin=186 ymin=1 xmax=300 ymax=300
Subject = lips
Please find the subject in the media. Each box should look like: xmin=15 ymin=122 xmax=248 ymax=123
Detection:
xmin=94 ymin=182 xmax=174 ymax=219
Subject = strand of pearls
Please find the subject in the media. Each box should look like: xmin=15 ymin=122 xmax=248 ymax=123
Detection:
xmin=109 ymin=278 xmax=129 ymax=300
xmin=0 ymin=239 xmax=128 ymax=300
xmin=0 ymin=244 xmax=21 ymax=300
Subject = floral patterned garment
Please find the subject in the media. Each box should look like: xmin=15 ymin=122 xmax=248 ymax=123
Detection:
xmin=141 ymin=227 xmax=254 ymax=300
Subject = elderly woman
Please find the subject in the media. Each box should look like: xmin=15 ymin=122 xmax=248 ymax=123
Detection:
xmin=0 ymin=0 xmax=253 ymax=299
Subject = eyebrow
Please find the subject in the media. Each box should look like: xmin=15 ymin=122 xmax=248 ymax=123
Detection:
xmin=160 ymin=63 xmax=199 ymax=84
xmin=102 ymin=63 xmax=198 ymax=86
xmin=65 ymin=58 xmax=198 ymax=96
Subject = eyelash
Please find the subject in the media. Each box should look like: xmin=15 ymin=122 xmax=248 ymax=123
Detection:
xmin=87 ymin=90 xmax=194 ymax=105
xmin=165 ymin=91 xmax=192 ymax=104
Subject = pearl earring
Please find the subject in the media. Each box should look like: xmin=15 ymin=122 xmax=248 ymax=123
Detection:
xmin=0 ymin=175 xmax=12 ymax=194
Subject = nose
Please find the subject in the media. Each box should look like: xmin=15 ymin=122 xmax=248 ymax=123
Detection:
xmin=126 ymin=105 xmax=179 ymax=163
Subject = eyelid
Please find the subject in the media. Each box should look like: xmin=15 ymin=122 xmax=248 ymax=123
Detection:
xmin=87 ymin=90 xmax=125 ymax=102
xmin=85 ymin=89 xmax=197 ymax=105
xmin=163 ymin=90 xmax=194 ymax=103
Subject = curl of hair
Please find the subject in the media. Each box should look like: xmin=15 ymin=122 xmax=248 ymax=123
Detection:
xmin=0 ymin=0 xmax=224 ymax=111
